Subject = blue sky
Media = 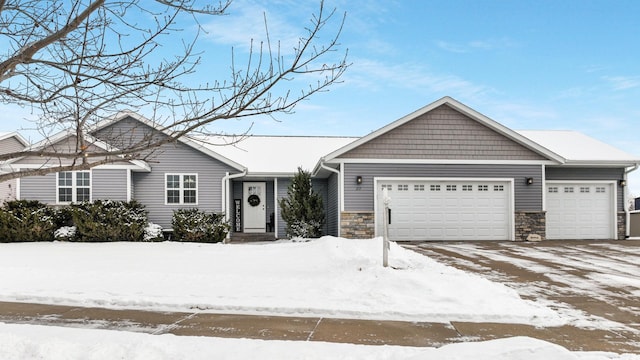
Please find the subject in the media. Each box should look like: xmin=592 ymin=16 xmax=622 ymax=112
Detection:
xmin=3 ymin=0 xmax=640 ymax=195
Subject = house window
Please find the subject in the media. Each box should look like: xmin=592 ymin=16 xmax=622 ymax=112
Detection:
xmin=57 ymin=171 xmax=91 ymax=203
xmin=166 ymin=174 xmax=198 ymax=205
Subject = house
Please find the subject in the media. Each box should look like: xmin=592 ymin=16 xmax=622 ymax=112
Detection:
xmin=4 ymin=97 xmax=639 ymax=241
xmin=0 ymin=132 xmax=29 ymax=201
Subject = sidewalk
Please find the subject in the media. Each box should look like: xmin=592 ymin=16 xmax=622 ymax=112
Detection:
xmin=1 ymin=301 xmax=638 ymax=353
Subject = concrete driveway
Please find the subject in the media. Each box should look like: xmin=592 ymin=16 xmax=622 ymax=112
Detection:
xmin=403 ymin=239 xmax=640 ymax=352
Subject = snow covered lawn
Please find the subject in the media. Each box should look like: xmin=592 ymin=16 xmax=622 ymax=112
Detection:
xmin=2 ymin=322 xmax=632 ymax=360
xmin=0 ymin=237 xmax=559 ymax=325
xmin=1 ymin=237 xmax=638 ymax=359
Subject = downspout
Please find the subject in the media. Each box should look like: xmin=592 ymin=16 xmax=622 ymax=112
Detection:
xmin=320 ymin=160 xmax=341 ymax=237
xmin=624 ymin=163 xmax=639 ymax=239
xmin=221 ymin=168 xmax=248 ymax=243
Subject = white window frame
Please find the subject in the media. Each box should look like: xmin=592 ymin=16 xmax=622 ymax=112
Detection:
xmin=57 ymin=171 xmax=92 ymax=204
xmin=165 ymin=173 xmax=198 ymax=205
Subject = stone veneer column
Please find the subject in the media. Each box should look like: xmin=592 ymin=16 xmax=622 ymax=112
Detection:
xmin=514 ymin=211 xmax=546 ymax=241
xmin=618 ymin=212 xmax=627 ymax=240
xmin=340 ymin=211 xmax=375 ymax=239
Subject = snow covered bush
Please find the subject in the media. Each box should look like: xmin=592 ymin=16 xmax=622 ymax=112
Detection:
xmin=144 ymin=222 xmax=164 ymax=242
xmin=171 ymin=208 xmax=229 ymax=243
xmin=70 ymin=200 xmax=148 ymax=242
xmin=54 ymin=226 xmax=77 ymax=241
xmin=279 ymin=167 xmax=325 ymax=238
xmin=0 ymin=200 xmax=65 ymax=242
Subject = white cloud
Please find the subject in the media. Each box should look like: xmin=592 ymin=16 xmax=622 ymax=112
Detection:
xmin=344 ymin=58 xmax=491 ymax=100
xmin=602 ymin=75 xmax=640 ymax=91
xmin=436 ymin=37 xmax=517 ymax=53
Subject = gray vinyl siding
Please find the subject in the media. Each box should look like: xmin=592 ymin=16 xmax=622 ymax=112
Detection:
xmin=545 ymin=166 xmax=626 ymax=212
xmin=343 ymin=163 xmax=543 ymax=212
xmin=92 ymin=169 xmax=128 ymax=201
xmin=0 ymin=180 xmax=17 ymax=201
xmin=0 ymin=136 xmax=26 ymax=154
xmin=326 ymin=172 xmax=340 ymax=236
xmin=19 ymin=169 xmax=129 ymax=204
xmin=275 ymin=177 xmax=329 ymax=238
xmin=132 ymin=144 xmax=236 ymax=229
xmin=94 ymin=116 xmax=237 ymax=229
xmin=19 ymin=173 xmax=56 ymax=203
xmin=340 ymin=104 xmax=547 ymax=161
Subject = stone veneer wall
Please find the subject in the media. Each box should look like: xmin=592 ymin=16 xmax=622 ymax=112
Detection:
xmin=341 ymin=211 xmax=375 ymax=239
xmin=618 ymin=212 xmax=627 ymax=240
xmin=515 ymin=211 xmax=546 ymax=241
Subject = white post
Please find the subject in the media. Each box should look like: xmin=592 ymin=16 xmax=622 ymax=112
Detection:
xmin=382 ymin=188 xmax=391 ymax=267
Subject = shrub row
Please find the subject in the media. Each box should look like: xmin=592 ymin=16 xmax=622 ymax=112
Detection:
xmin=0 ymin=200 xmax=229 ymax=243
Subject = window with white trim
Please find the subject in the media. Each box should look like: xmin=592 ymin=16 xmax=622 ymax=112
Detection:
xmin=57 ymin=171 xmax=91 ymax=203
xmin=166 ymin=174 xmax=198 ymax=205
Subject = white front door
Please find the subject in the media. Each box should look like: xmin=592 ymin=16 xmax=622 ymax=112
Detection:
xmin=243 ymin=182 xmax=266 ymax=233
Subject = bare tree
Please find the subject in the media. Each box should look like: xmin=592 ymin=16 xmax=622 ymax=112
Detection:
xmin=0 ymin=0 xmax=348 ymax=181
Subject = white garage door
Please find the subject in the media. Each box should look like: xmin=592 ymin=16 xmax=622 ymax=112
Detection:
xmin=377 ymin=179 xmax=512 ymax=241
xmin=546 ymin=183 xmax=615 ymax=240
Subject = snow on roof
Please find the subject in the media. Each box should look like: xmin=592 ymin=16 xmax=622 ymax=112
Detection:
xmin=517 ymin=130 xmax=639 ymax=164
xmin=194 ymin=135 xmax=357 ymax=174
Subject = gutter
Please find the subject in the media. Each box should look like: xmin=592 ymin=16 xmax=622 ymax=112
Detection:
xmin=624 ymin=163 xmax=639 ymax=239
xmin=221 ymin=168 xmax=248 ymax=243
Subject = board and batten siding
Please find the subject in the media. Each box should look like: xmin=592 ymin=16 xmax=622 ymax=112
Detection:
xmin=343 ymin=163 xmax=543 ymax=212
xmin=545 ymin=167 xmax=626 ymax=212
xmin=340 ymin=104 xmax=547 ymax=161
xmin=276 ymin=177 xmax=330 ymax=238
xmin=326 ymin=172 xmax=340 ymax=236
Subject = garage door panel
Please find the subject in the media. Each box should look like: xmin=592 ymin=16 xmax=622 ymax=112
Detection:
xmin=546 ymin=182 xmax=614 ymax=240
xmin=379 ymin=179 xmax=511 ymax=241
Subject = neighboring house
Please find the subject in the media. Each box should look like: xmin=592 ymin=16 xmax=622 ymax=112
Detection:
xmin=4 ymin=97 xmax=640 ymax=241
xmin=0 ymin=132 xmax=29 ymax=202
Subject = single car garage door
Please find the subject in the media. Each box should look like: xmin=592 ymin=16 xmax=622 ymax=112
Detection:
xmin=377 ymin=179 xmax=512 ymax=241
xmin=546 ymin=182 xmax=615 ymax=240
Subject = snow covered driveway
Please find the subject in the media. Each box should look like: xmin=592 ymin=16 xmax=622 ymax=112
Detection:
xmin=404 ymin=240 xmax=640 ymax=335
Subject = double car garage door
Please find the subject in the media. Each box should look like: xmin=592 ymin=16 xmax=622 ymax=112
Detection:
xmin=376 ymin=179 xmax=616 ymax=241
xmin=377 ymin=179 xmax=512 ymax=241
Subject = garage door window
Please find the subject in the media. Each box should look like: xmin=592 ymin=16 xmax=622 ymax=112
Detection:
xmin=564 ymin=187 xmax=574 ymax=193
xmin=430 ymin=185 xmax=441 ymax=191
xmin=462 ymin=185 xmax=473 ymax=191
xmin=382 ymin=184 xmax=392 ymax=191
xmin=446 ymin=185 xmax=457 ymax=191
xmin=549 ymin=187 xmax=558 ymax=193
xmin=580 ymin=187 xmax=590 ymax=193
xmin=478 ymin=185 xmax=488 ymax=191
xmin=414 ymin=184 xmax=425 ymax=191
xmin=596 ymin=187 xmax=606 ymax=193
xmin=494 ymin=185 xmax=505 ymax=191
xmin=398 ymin=184 xmax=408 ymax=191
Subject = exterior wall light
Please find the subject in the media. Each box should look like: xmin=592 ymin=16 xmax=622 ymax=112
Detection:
xmin=526 ymin=177 xmax=534 ymax=185
xmin=356 ymin=176 xmax=363 ymax=185
xmin=620 ymin=179 xmax=627 ymax=187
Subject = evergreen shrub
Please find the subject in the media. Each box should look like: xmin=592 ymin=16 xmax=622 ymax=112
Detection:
xmin=0 ymin=200 xmax=65 ymax=242
xmin=71 ymin=200 xmax=148 ymax=242
xmin=172 ymin=208 xmax=229 ymax=243
xmin=279 ymin=167 xmax=325 ymax=238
